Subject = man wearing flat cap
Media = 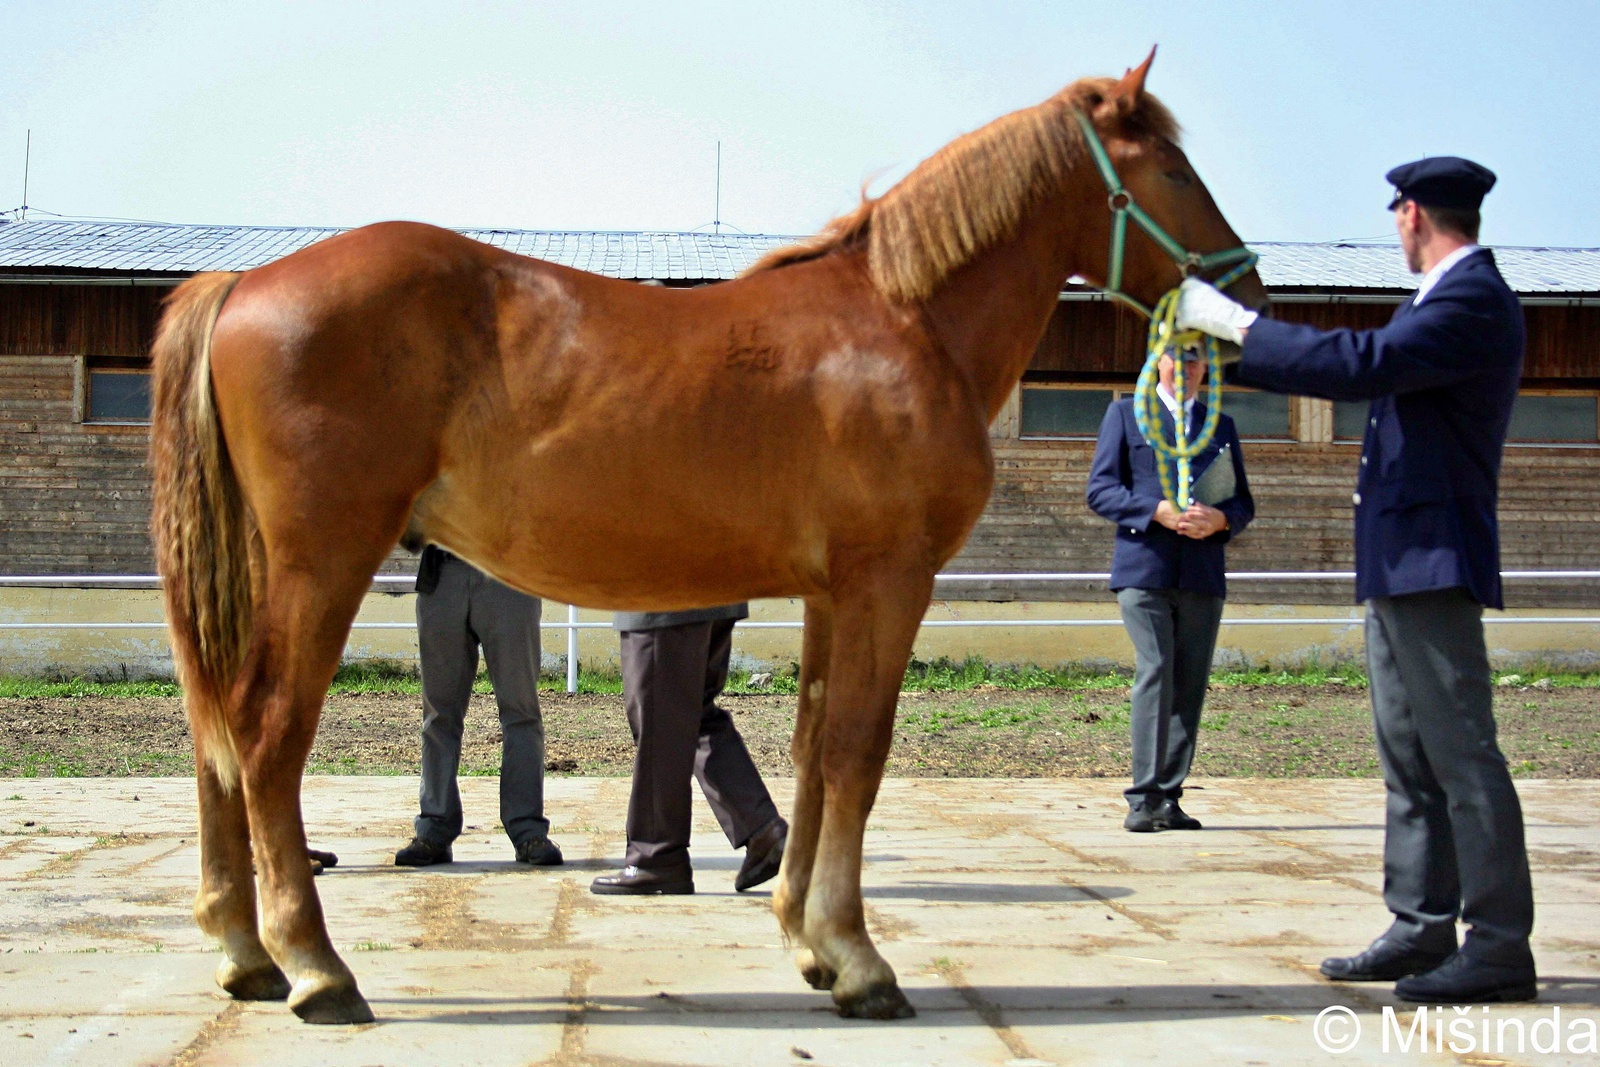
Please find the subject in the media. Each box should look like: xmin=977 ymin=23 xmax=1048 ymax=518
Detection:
xmin=1176 ymin=157 xmax=1536 ymax=1004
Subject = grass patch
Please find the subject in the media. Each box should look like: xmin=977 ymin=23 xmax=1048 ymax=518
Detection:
xmin=5 ymin=656 xmax=1599 ymax=702
xmin=0 ymin=677 xmax=181 ymax=699
xmin=325 ymin=660 xmax=625 ymax=696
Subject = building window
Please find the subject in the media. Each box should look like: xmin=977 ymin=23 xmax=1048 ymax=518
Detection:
xmin=1333 ymin=400 xmax=1370 ymax=441
xmin=1020 ymin=385 xmax=1115 ymax=438
xmin=1334 ymin=393 xmax=1600 ymax=444
xmin=85 ymin=360 xmax=152 ymax=424
xmin=1221 ymin=388 xmax=1293 ymax=440
xmin=1508 ymin=393 xmax=1598 ymax=443
xmin=1019 ymin=382 xmax=1299 ymax=441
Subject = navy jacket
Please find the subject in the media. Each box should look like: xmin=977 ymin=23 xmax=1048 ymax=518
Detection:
xmin=1086 ymin=398 xmax=1255 ymax=597
xmin=1232 ymin=248 xmax=1523 ymax=608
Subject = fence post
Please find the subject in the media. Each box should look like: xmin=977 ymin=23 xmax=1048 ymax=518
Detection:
xmin=566 ymin=603 xmax=579 ymax=694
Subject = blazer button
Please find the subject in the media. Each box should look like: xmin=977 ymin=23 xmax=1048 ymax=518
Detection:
xmin=1352 ymin=492 xmax=1362 ymax=505
xmin=1370 ymin=417 xmax=1378 ymax=427
xmin=1360 ymin=456 xmax=1368 ymax=466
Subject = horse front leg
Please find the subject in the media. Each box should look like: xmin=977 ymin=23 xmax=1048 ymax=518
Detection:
xmin=774 ymin=596 xmax=835 ymax=990
xmin=234 ymin=570 xmax=374 ymax=1024
xmin=194 ymin=756 xmax=289 ymax=1001
xmin=804 ymin=563 xmax=931 ymax=1020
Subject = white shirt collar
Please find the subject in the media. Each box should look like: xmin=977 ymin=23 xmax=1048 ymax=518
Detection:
xmin=1413 ymin=244 xmax=1481 ymax=305
xmin=1156 ymin=382 xmax=1196 ymax=419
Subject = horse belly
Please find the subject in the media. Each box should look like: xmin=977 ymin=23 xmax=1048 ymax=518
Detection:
xmin=416 ymin=450 xmax=826 ymax=610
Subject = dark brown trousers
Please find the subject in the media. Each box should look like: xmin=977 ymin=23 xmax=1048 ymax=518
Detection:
xmin=620 ymin=618 xmax=779 ymax=872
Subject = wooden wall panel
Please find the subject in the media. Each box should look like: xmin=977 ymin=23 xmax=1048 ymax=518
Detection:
xmin=0 ymin=284 xmax=169 ymax=358
xmin=0 ymin=354 xmax=417 ymax=577
xmin=1026 ymin=298 xmax=1600 ymax=382
xmin=0 ymin=357 xmax=155 ymax=572
xmin=946 ymin=439 xmax=1600 ymax=607
xmin=1028 ymin=301 xmax=1147 ymax=375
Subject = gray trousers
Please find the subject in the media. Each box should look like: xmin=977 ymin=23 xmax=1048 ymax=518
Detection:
xmin=414 ymin=557 xmax=548 ymax=847
xmin=620 ymin=618 xmax=780 ymax=872
xmin=1117 ymin=587 xmax=1224 ymax=809
xmin=1367 ymin=589 xmax=1534 ymax=966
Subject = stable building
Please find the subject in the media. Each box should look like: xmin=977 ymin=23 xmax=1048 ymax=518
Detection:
xmin=1 ymin=218 xmax=1597 ymax=673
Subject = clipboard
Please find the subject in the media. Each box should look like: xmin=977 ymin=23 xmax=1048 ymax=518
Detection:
xmin=1189 ymin=443 xmax=1237 ymax=507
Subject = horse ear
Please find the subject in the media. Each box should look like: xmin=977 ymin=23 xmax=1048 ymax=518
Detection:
xmin=1113 ymin=45 xmax=1157 ymax=107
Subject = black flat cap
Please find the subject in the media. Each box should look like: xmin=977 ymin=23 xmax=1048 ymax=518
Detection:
xmin=1385 ymin=156 xmax=1497 ymax=210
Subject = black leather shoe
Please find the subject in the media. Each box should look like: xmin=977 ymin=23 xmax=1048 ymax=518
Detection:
xmin=514 ymin=835 xmax=564 ymax=866
xmin=735 ymin=817 xmax=787 ymax=892
xmin=1320 ymin=938 xmax=1454 ymax=982
xmin=1124 ymin=806 xmax=1162 ymax=833
xmin=394 ymin=837 xmax=453 ymax=867
xmin=591 ymin=865 xmax=694 ymax=896
xmin=1395 ymin=952 xmax=1537 ymax=1003
xmin=1154 ymin=799 xmax=1202 ymax=830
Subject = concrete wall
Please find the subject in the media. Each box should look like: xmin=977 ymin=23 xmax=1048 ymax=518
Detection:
xmin=2 ymin=587 xmax=1595 ymax=679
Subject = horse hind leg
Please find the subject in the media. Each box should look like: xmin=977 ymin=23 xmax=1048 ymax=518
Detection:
xmin=230 ymin=562 xmax=382 ymax=1024
xmin=804 ymin=562 xmax=932 ymax=1020
xmin=194 ymin=757 xmax=289 ymax=1001
xmin=773 ymin=596 xmax=836 ymax=991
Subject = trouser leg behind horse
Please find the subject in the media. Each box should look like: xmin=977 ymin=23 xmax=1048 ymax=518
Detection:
xmin=693 ymin=618 xmax=781 ymax=848
xmin=620 ymin=619 xmax=777 ymax=871
xmin=415 ymin=558 xmax=477 ymax=847
xmin=471 ymin=574 xmax=549 ymax=846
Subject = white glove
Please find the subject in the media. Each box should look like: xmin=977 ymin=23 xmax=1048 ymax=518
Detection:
xmin=1176 ymin=277 xmax=1258 ymax=345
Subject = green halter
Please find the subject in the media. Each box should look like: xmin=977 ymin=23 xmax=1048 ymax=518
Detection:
xmin=1071 ymin=110 xmax=1258 ymax=508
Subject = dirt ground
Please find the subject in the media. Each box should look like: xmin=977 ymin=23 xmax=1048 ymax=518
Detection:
xmin=3 ymin=681 xmax=1598 ymax=779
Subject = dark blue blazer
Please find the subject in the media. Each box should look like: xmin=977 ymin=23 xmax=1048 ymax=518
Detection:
xmin=1086 ymin=398 xmax=1254 ymax=597
xmin=1232 ymin=248 xmax=1524 ymax=608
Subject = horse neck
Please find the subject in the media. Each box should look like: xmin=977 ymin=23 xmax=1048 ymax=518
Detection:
xmin=920 ymin=176 xmax=1102 ymax=423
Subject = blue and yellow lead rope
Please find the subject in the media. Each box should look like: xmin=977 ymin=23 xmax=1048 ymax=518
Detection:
xmin=1130 ymin=254 xmax=1255 ymax=509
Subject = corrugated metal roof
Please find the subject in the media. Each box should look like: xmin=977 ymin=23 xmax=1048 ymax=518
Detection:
xmin=1250 ymin=241 xmax=1600 ymax=294
xmin=0 ymin=219 xmax=789 ymax=280
xmin=1 ymin=219 xmax=1597 ymax=292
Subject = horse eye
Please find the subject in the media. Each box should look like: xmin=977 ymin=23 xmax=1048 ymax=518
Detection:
xmin=1164 ymin=169 xmax=1192 ymax=187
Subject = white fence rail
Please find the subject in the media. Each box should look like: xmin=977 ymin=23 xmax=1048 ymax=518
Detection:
xmin=3 ymin=572 xmax=1597 ymax=693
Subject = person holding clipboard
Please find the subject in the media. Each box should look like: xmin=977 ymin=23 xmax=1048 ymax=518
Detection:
xmin=1086 ymin=349 xmax=1255 ymax=832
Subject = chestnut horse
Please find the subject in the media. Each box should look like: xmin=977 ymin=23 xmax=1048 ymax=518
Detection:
xmin=149 ymin=51 xmax=1265 ymax=1024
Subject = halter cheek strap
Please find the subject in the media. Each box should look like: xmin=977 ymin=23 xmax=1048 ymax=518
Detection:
xmin=1071 ymin=109 xmax=1257 ymax=315
xmin=1072 ymin=110 xmax=1257 ymax=508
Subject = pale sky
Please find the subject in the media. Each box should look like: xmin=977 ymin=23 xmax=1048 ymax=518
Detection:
xmin=4 ymin=0 xmax=1597 ymax=246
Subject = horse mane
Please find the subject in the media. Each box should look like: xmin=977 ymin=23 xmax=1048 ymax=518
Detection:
xmin=744 ymin=77 xmax=1180 ymax=303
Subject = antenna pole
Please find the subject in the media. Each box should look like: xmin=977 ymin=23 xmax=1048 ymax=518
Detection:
xmin=714 ymin=141 xmax=721 ymax=234
xmin=20 ymin=130 xmax=30 ymax=220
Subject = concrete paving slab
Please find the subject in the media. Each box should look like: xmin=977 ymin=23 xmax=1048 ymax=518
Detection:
xmin=0 ymin=951 xmax=221 ymax=1067
xmin=1 ymin=775 xmax=1598 ymax=1066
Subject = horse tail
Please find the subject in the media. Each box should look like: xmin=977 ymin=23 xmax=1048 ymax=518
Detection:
xmin=149 ymin=271 xmax=249 ymax=790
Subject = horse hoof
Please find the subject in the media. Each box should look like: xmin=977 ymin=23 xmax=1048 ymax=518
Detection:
xmin=290 ymin=982 xmax=374 ymax=1025
xmin=801 ymin=961 xmax=838 ymax=991
xmin=217 ymin=960 xmax=290 ymax=1001
xmin=836 ymin=981 xmax=916 ymax=1020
